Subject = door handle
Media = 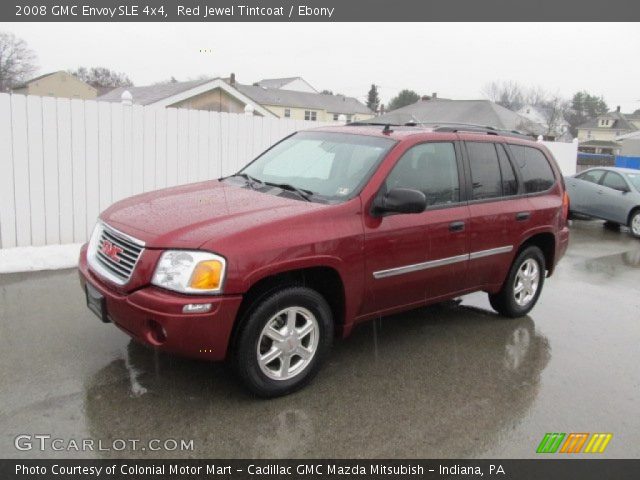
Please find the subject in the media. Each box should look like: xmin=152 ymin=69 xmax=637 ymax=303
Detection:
xmin=449 ymin=221 xmax=465 ymax=232
xmin=516 ymin=211 xmax=531 ymax=221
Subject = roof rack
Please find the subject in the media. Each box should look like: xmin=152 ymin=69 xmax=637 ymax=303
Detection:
xmin=420 ymin=122 xmax=534 ymax=139
xmin=346 ymin=121 xmax=534 ymax=139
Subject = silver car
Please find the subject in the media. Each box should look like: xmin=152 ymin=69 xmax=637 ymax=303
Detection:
xmin=566 ymin=167 xmax=640 ymax=238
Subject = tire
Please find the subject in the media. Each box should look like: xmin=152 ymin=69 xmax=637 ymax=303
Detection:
xmin=629 ymin=210 xmax=640 ymax=239
xmin=233 ymin=286 xmax=333 ymax=397
xmin=489 ymin=246 xmax=546 ymax=318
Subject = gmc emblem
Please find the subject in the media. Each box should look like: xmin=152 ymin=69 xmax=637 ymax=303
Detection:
xmin=101 ymin=240 xmax=123 ymax=263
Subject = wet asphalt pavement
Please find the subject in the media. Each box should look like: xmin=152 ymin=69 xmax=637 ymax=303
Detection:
xmin=0 ymin=220 xmax=639 ymax=459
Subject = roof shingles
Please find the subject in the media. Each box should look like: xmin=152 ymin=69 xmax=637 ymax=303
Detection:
xmin=369 ymin=98 xmax=544 ymax=134
xmin=96 ymin=78 xmax=371 ymax=115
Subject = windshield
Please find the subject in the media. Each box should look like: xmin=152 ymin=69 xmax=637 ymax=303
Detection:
xmin=238 ymin=131 xmax=396 ymax=202
xmin=626 ymin=172 xmax=640 ymax=191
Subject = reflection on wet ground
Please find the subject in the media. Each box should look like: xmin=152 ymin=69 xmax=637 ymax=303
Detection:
xmin=0 ymin=220 xmax=639 ymax=458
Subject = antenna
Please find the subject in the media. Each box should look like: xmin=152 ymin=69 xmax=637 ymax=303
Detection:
xmin=382 ymin=124 xmax=394 ymax=134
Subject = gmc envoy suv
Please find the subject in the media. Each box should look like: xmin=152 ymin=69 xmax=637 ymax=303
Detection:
xmin=79 ymin=124 xmax=569 ymax=397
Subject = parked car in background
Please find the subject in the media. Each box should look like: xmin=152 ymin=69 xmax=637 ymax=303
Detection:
xmin=78 ymin=124 xmax=570 ymax=397
xmin=566 ymin=167 xmax=640 ymax=238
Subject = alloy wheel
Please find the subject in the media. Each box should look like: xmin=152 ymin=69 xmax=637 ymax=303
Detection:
xmin=257 ymin=307 xmax=319 ymax=381
xmin=632 ymin=213 xmax=640 ymax=236
xmin=513 ymin=258 xmax=540 ymax=307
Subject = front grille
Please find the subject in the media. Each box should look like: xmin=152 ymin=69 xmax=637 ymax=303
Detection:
xmin=90 ymin=223 xmax=145 ymax=285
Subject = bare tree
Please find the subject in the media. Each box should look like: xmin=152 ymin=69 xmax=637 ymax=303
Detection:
xmin=481 ymin=81 xmax=525 ymax=111
xmin=0 ymin=32 xmax=38 ymax=92
xmin=524 ymin=85 xmax=548 ymax=108
xmin=483 ymin=81 xmax=572 ymax=138
xmin=538 ymin=96 xmax=571 ymax=137
xmin=70 ymin=66 xmax=133 ymax=89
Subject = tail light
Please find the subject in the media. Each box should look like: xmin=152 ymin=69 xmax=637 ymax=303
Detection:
xmin=562 ymin=191 xmax=570 ymax=223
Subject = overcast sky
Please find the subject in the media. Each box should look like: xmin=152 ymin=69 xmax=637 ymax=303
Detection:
xmin=3 ymin=22 xmax=639 ymax=111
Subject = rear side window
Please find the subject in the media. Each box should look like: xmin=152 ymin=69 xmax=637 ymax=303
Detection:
xmin=509 ymin=145 xmax=556 ymax=193
xmin=467 ymin=142 xmax=502 ymax=200
xmin=577 ymin=169 xmax=605 ymax=184
xmin=602 ymin=171 xmax=628 ymax=192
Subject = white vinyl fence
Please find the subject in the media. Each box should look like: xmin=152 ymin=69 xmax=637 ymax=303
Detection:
xmin=0 ymin=93 xmax=335 ymax=249
xmin=0 ymin=93 xmax=579 ymax=251
xmin=540 ymin=139 xmax=578 ymax=176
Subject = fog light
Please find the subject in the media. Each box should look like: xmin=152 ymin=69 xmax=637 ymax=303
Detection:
xmin=147 ymin=320 xmax=167 ymax=345
xmin=183 ymin=303 xmax=212 ymax=314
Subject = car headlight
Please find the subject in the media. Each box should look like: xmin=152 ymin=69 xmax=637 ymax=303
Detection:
xmin=151 ymin=251 xmax=226 ymax=294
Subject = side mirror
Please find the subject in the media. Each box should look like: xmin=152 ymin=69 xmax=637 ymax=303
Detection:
xmin=373 ymin=188 xmax=427 ymax=215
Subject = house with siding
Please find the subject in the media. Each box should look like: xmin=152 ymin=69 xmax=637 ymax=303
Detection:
xmin=576 ymin=107 xmax=637 ymax=155
xmin=12 ymin=71 xmax=97 ymax=99
xmin=97 ymin=74 xmax=373 ymax=122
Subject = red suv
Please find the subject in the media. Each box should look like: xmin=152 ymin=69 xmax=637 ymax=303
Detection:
xmin=79 ymin=124 xmax=569 ymax=397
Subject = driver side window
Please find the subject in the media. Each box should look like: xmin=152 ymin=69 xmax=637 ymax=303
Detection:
xmin=385 ymin=142 xmax=460 ymax=207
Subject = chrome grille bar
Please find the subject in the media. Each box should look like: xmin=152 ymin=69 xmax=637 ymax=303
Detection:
xmin=87 ymin=222 xmax=145 ymax=285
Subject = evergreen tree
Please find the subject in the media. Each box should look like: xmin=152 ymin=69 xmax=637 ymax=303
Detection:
xmin=366 ymin=84 xmax=380 ymax=112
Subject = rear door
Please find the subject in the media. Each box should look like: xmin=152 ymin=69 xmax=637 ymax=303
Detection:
xmin=566 ymin=169 xmax=606 ymax=216
xmin=362 ymin=141 xmax=469 ymax=315
xmin=463 ymin=141 xmax=528 ymax=289
xmin=597 ymin=171 xmax=632 ymax=223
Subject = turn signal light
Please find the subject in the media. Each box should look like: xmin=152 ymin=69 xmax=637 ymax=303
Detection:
xmin=189 ymin=260 xmax=223 ymax=291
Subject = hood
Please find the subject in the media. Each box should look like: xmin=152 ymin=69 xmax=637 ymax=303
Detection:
xmin=101 ymin=180 xmax=321 ymax=248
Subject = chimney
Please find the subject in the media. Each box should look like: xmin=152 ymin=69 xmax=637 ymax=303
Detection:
xmin=616 ymin=105 xmax=620 ymax=112
xmin=230 ymin=73 xmax=236 ymax=87
xmin=432 ymin=92 xmax=437 ymax=99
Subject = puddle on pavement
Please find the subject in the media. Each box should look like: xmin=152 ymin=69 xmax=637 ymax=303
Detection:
xmin=576 ymin=248 xmax=640 ymax=277
xmin=81 ymin=303 xmax=550 ymax=458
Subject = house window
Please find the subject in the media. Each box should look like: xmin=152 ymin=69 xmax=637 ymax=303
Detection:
xmin=284 ymin=109 xmax=291 ymax=118
xmin=333 ymin=113 xmax=339 ymax=121
xmin=587 ymin=130 xmax=592 ymax=139
xmin=305 ymin=110 xmax=317 ymax=121
xmin=346 ymin=115 xmax=353 ymax=123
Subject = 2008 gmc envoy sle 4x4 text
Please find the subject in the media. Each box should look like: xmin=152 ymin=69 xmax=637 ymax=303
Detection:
xmin=79 ymin=124 xmax=569 ymax=397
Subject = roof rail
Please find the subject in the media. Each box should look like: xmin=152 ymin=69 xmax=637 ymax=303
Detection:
xmin=346 ymin=121 xmax=534 ymax=139
xmin=428 ymin=123 xmax=534 ymax=139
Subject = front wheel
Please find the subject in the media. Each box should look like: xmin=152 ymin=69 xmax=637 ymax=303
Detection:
xmin=629 ymin=210 xmax=640 ymax=238
xmin=233 ymin=287 xmax=333 ymax=397
xmin=489 ymin=246 xmax=546 ymax=318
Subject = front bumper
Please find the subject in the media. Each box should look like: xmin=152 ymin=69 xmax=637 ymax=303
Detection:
xmin=78 ymin=245 xmax=242 ymax=361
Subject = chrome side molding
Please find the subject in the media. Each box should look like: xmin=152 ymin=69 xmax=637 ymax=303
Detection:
xmin=373 ymin=245 xmax=513 ymax=279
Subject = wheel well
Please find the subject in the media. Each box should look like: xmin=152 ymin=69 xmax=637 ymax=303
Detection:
xmin=229 ymin=267 xmax=346 ymax=350
xmin=519 ymin=233 xmax=555 ymax=275
xmin=628 ymin=206 xmax=640 ymax=226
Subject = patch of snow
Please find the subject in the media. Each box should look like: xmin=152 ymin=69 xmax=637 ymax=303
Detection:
xmin=0 ymin=244 xmax=83 ymax=274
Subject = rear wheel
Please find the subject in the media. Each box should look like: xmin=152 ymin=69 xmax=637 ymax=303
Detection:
xmin=489 ymin=246 xmax=546 ymax=318
xmin=629 ymin=210 xmax=640 ymax=238
xmin=233 ymin=286 xmax=333 ymax=397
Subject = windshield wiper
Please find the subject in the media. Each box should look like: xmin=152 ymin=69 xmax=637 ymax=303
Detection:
xmin=227 ymin=173 xmax=264 ymax=190
xmin=263 ymin=181 xmax=314 ymax=202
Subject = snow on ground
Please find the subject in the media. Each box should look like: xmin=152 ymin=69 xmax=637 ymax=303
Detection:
xmin=0 ymin=244 xmax=83 ymax=274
